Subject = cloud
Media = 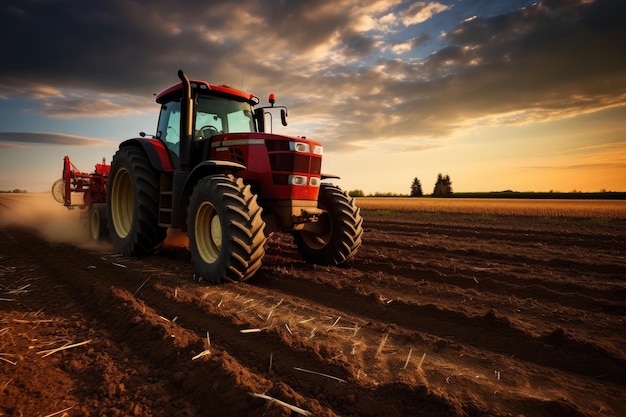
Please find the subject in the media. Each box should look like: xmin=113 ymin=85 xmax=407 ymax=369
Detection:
xmin=261 ymin=0 xmax=626 ymax=148
xmin=330 ymin=0 xmax=626 ymax=143
xmin=400 ymin=2 xmax=450 ymax=26
xmin=424 ymin=0 xmax=626 ymax=118
xmin=0 ymin=0 xmax=624 ymax=152
xmin=0 ymin=0 xmax=403 ymax=90
xmin=0 ymin=132 xmax=111 ymax=147
xmin=36 ymin=94 xmax=149 ymax=119
xmin=0 ymin=142 xmax=28 ymax=149
xmin=0 ymin=80 xmax=153 ymax=118
xmin=0 ymin=82 xmax=65 ymax=101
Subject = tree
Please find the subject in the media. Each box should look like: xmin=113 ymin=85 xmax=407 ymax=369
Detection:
xmin=433 ymin=173 xmax=452 ymax=197
xmin=410 ymin=177 xmax=423 ymax=197
xmin=348 ymin=189 xmax=365 ymax=197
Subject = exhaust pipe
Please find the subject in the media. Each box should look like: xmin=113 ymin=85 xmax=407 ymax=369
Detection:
xmin=178 ymin=69 xmax=193 ymax=167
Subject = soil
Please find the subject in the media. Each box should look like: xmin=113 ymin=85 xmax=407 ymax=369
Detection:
xmin=1 ymin=194 xmax=625 ymax=417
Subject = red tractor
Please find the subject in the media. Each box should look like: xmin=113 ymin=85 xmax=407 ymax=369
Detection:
xmin=100 ymin=70 xmax=362 ymax=283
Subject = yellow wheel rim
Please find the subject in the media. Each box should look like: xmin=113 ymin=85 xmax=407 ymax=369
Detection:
xmin=111 ymin=167 xmax=133 ymax=238
xmin=196 ymin=202 xmax=222 ymax=263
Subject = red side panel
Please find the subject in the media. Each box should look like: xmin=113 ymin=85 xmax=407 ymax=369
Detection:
xmin=145 ymin=139 xmax=174 ymax=171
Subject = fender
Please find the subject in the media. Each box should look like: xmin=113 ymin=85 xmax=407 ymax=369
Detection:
xmin=321 ymin=173 xmax=340 ymax=180
xmin=119 ymin=138 xmax=174 ymax=172
xmin=183 ymin=160 xmax=247 ymax=198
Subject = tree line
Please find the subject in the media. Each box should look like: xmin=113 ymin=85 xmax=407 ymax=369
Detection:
xmin=0 ymin=189 xmax=28 ymax=193
xmin=349 ymin=173 xmax=453 ymax=198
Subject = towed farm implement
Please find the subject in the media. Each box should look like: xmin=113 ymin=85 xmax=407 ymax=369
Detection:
xmin=52 ymin=155 xmax=110 ymax=241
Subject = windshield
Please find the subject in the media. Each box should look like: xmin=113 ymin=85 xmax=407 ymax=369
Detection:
xmin=195 ymin=96 xmax=255 ymax=138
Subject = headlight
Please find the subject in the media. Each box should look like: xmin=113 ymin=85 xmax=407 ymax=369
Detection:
xmin=288 ymin=175 xmax=308 ymax=186
xmin=289 ymin=142 xmax=310 ymax=153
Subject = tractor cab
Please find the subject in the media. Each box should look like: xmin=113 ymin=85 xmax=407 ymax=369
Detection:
xmin=155 ymin=82 xmax=259 ymax=168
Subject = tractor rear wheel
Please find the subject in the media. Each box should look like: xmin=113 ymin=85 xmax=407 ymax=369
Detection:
xmin=89 ymin=203 xmax=108 ymax=241
xmin=107 ymin=146 xmax=166 ymax=256
xmin=187 ymin=175 xmax=266 ymax=284
xmin=294 ymin=184 xmax=363 ymax=265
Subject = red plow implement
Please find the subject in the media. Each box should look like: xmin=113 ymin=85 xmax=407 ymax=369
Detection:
xmin=52 ymin=156 xmax=110 ymax=209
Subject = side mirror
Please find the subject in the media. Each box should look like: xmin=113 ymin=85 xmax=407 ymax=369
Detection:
xmin=280 ymin=109 xmax=288 ymax=126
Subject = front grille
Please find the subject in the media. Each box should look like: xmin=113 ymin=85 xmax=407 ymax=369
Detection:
xmin=268 ymin=153 xmax=322 ymax=175
xmin=230 ymin=148 xmax=245 ymax=164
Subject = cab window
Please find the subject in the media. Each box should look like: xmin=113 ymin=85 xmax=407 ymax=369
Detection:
xmin=195 ymin=96 xmax=254 ymax=138
xmin=156 ymin=101 xmax=181 ymax=155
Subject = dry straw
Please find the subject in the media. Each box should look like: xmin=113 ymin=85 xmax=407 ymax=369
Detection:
xmin=417 ymin=352 xmax=427 ymax=370
xmin=37 ymin=340 xmax=91 ymax=358
xmin=375 ymin=333 xmax=388 ymax=357
xmin=294 ymin=367 xmax=346 ymax=383
xmin=192 ymin=331 xmax=212 ymax=360
xmin=240 ymin=328 xmax=263 ymax=333
xmin=1 ymin=378 xmax=13 ymax=393
xmin=403 ymin=348 xmax=413 ymax=369
xmin=43 ymin=406 xmax=74 ymax=417
xmin=0 ymin=355 xmax=17 ymax=366
xmin=251 ymin=393 xmax=312 ymax=416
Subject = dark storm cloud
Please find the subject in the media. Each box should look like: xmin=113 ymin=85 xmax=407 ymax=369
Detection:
xmin=258 ymin=0 xmax=352 ymax=51
xmin=0 ymin=132 xmax=110 ymax=146
xmin=0 ymin=0 xmax=386 ymax=123
xmin=0 ymin=0 xmax=369 ymax=91
xmin=1 ymin=0 xmax=624 ymax=149
xmin=410 ymin=33 xmax=431 ymax=48
xmin=0 ymin=0 xmax=251 ymax=91
xmin=339 ymin=31 xmax=377 ymax=58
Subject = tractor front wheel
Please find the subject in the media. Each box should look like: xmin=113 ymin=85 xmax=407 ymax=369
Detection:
xmin=187 ymin=175 xmax=266 ymax=284
xmin=294 ymin=184 xmax=363 ymax=265
xmin=107 ymin=146 xmax=166 ymax=256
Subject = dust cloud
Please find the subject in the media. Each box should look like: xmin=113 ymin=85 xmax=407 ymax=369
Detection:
xmin=0 ymin=192 xmax=189 ymax=251
xmin=0 ymin=192 xmax=108 ymax=250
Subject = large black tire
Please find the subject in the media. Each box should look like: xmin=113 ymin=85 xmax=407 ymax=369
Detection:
xmin=107 ymin=146 xmax=166 ymax=256
xmin=294 ymin=184 xmax=363 ymax=265
xmin=187 ymin=175 xmax=266 ymax=284
xmin=89 ymin=203 xmax=108 ymax=241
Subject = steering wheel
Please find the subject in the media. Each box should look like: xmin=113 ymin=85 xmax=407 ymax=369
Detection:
xmin=199 ymin=125 xmax=219 ymax=138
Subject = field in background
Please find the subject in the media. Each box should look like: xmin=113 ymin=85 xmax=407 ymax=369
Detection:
xmin=356 ymin=197 xmax=626 ymax=218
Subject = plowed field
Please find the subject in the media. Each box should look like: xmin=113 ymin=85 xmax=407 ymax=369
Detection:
xmin=1 ymin=194 xmax=625 ymax=417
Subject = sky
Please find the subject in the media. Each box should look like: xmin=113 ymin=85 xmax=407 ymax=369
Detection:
xmin=1 ymin=0 xmax=625 ymax=194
